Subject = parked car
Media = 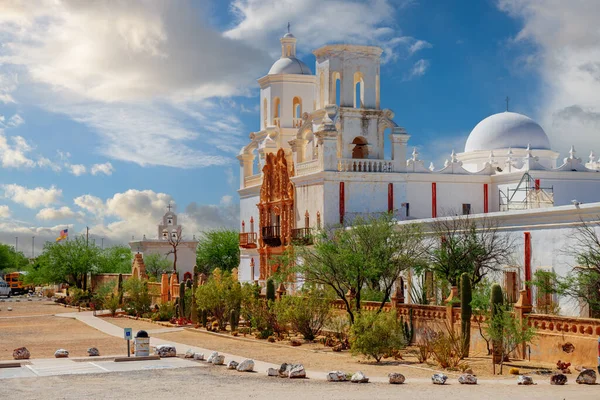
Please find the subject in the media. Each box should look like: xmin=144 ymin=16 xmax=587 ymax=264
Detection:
xmin=0 ymin=280 xmax=11 ymax=297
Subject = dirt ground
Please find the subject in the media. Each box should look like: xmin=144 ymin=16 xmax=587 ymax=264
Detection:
xmin=0 ymin=301 xmax=125 ymax=360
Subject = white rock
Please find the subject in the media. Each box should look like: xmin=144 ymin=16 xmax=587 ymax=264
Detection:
xmin=13 ymin=347 xmax=30 ymax=360
xmin=7 ymin=307 xmax=12 ymax=311
xmin=212 ymin=355 xmax=225 ymax=365
xmin=87 ymin=347 xmax=100 ymax=357
xmin=267 ymin=368 xmax=279 ymax=377
xmin=432 ymin=373 xmax=447 ymax=385
xmin=184 ymin=349 xmax=195 ymax=358
xmin=237 ymin=359 xmax=255 ymax=372
xmin=155 ymin=344 xmax=176 ymax=358
xmin=193 ymin=353 xmax=205 ymax=361
xmin=207 ymin=351 xmax=219 ymax=363
xmin=288 ymin=364 xmax=306 ymax=379
xmin=388 ymin=372 xmax=405 ymax=384
xmin=54 ymin=349 xmax=69 ymax=358
xmin=278 ymin=363 xmax=290 ymax=378
xmin=351 ymin=371 xmax=369 ymax=383
xmin=517 ymin=375 xmax=534 ymax=385
xmin=327 ymin=371 xmax=347 ymax=382
xmin=227 ymin=360 xmax=239 ymax=370
xmin=458 ymin=374 xmax=477 ymax=384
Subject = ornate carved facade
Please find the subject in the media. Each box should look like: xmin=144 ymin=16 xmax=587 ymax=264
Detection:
xmin=258 ymin=148 xmax=295 ymax=279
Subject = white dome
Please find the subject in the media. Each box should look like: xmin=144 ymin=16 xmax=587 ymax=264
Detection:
xmin=464 ymin=112 xmax=551 ymax=153
xmin=268 ymin=57 xmax=312 ymax=75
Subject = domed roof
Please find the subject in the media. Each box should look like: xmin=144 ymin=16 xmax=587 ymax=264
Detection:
xmin=268 ymin=57 xmax=312 ymax=75
xmin=464 ymin=112 xmax=551 ymax=153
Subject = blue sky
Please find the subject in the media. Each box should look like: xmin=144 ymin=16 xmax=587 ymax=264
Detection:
xmin=1 ymin=0 xmax=599 ymax=253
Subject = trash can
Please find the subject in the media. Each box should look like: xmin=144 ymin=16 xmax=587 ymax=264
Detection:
xmin=134 ymin=330 xmax=150 ymax=357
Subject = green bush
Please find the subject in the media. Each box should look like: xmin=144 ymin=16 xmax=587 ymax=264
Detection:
xmin=152 ymin=301 xmax=176 ymax=322
xmin=195 ymin=269 xmax=243 ymax=330
xmin=92 ymin=282 xmax=115 ymax=310
xmin=273 ymin=289 xmax=333 ymax=340
xmin=105 ymin=293 xmax=121 ymax=317
xmin=350 ymin=311 xmax=406 ymax=362
xmin=123 ymin=277 xmax=151 ymax=317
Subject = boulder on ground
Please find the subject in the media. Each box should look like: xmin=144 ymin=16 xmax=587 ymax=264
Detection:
xmin=458 ymin=374 xmax=477 ymax=385
xmin=327 ymin=371 xmax=347 ymax=382
xmin=288 ymin=364 xmax=306 ymax=379
xmin=13 ymin=347 xmax=30 ymax=360
xmin=211 ymin=355 xmax=225 ymax=365
xmin=278 ymin=363 xmax=290 ymax=378
xmin=432 ymin=373 xmax=447 ymax=385
xmin=193 ymin=353 xmax=204 ymax=361
xmin=388 ymin=372 xmax=405 ymax=384
xmin=7 ymin=307 xmax=12 ymax=311
xmin=517 ymin=375 xmax=534 ymax=385
xmin=227 ymin=360 xmax=239 ymax=370
xmin=207 ymin=352 xmax=219 ymax=363
xmin=267 ymin=368 xmax=279 ymax=377
xmin=237 ymin=359 xmax=254 ymax=372
xmin=54 ymin=349 xmax=69 ymax=358
xmin=550 ymin=373 xmax=568 ymax=385
xmin=184 ymin=349 xmax=195 ymax=358
xmin=87 ymin=347 xmax=100 ymax=357
xmin=576 ymin=369 xmax=597 ymax=385
xmin=154 ymin=344 xmax=176 ymax=358
xmin=351 ymin=371 xmax=369 ymax=383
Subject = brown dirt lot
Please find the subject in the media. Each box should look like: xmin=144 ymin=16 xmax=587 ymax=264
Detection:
xmin=0 ymin=302 xmax=127 ymax=360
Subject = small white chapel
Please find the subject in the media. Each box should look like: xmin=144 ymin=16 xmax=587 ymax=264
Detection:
xmin=236 ymin=30 xmax=600 ymax=317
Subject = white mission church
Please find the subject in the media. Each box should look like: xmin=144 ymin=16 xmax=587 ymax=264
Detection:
xmin=236 ymin=31 xmax=600 ymax=317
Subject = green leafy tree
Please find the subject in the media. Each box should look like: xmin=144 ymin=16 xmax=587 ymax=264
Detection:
xmin=428 ymin=215 xmax=515 ymax=287
xmin=291 ymin=214 xmax=426 ymax=324
xmin=196 ymin=229 xmax=240 ymax=274
xmin=0 ymin=243 xmax=29 ymax=274
xmin=97 ymin=245 xmax=133 ymax=274
xmin=122 ymin=277 xmax=151 ymax=317
xmin=195 ymin=269 xmax=243 ymax=330
xmin=143 ymin=253 xmax=173 ymax=278
xmin=350 ymin=310 xmax=406 ymax=362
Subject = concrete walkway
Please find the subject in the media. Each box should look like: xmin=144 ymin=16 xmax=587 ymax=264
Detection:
xmin=56 ymin=311 xmax=562 ymax=385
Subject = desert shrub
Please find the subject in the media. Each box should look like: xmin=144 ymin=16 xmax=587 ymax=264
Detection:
xmin=430 ymin=323 xmax=464 ymax=369
xmin=350 ymin=311 xmax=406 ymax=362
xmin=324 ymin=314 xmax=350 ymax=341
xmin=123 ymin=277 xmax=151 ymax=317
xmin=195 ymin=269 xmax=243 ymax=330
xmin=152 ymin=301 xmax=176 ymax=321
xmin=415 ymin=327 xmax=437 ymax=363
xmin=92 ymin=282 xmax=116 ymax=310
xmin=105 ymin=293 xmax=121 ymax=317
xmin=70 ymin=287 xmax=91 ymax=307
xmin=273 ymin=289 xmax=333 ymax=340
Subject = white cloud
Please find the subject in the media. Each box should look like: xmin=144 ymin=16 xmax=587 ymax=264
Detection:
xmin=90 ymin=162 xmax=114 ymax=176
xmin=226 ymin=0 xmax=421 ymax=62
xmin=404 ymin=59 xmax=430 ymax=80
xmin=0 ymin=205 xmax=10 ymax=218
xmin=36 ymin=156 xmax=62 ymax=172
xmin=498 ymin=0 xmax=600 ymax=155
xmin=36 ymin=206 xmax=84 ymax=221
xmin=2 ymin=184 xmax=62 ymax=209
xmin=73 ymin=194 xmax=105 ymax=216
xmin=68 ymin=164 xmax=87 ymax=176
xmin=6 ymin=114 xmax=24 ymax=128
xmin=0 ymin=130 xmax=35 ymax=168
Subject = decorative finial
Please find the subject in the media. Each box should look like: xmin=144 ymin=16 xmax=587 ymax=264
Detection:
xmin=411 ymin=147 xmax=419 ymax=161
xmin=444 ymin=159 xmax=449 ymax=168
xmin=505 ymin=96 xmax=510 ymax=112
xmin=569 ymin=145 xmax=576 ymax=159
xmin=589 ymin=150 xmax=596 ymax=163
xmin=450 ymin=149 xmax=458 ymax=163
xmin=488 ymin=150 xmax=494 ymax=164
xmin=525 ymin=143 xmax=533 ymax=158
xmin=287 ymin=22 xmax=290 ymax=34
xmin=429 ymin=162 xmax=435 ymax=171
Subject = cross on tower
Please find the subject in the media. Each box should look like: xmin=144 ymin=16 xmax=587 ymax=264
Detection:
xmin=287 ymin=22 xmax=290 ymax=33
xmin=505 ymin=96 xmax=510 ymax=112
xmin=167 ymin=203 xmax=173 ymax=211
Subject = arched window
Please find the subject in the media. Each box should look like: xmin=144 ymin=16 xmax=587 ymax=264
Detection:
xmin=167 ymin=217 xmax=173 ymax=225
xmin=286 ymin=45 xmax=291 ymax=57
xmin=354 ymin=72 xmax=364 ymax=109
xmin=162 ymin=229 xmax=168 ymax=240
xmin=319 ymin=71 xmax=325 ymax=108
xmin=352 ymin=136 xmax=368 ymax=159
xmin=263 ymin=98 xmax=267 ymax=128
xmin=331 ymin=72 xmax=341 ymax=107
xmin=273 ymin=97 xmax=281 ymax=127
xmin=171 ymin=231 xmax=177 ymax=240
xmin=293 ymin=97 xmax=302 ymax=127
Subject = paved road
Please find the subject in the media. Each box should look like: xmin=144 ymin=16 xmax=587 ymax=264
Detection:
xmin=6 ymin=365 xmax=600 ymax=400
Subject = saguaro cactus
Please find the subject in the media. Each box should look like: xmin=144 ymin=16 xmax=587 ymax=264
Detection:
xmin=117 ymin=273 xmax=123 ymax=305
xmin=266 ymin=279 xmax=275 ymax=302
xmin=179 ymin=281 xmax=185 ymax=319
xmin=490 ymin=283 xmax=504 ymax=364
xmin=229 ymin=309 xmax=239 ymax=332
xmin=191 ymin=266 xmax=199 ymax=324
xmin=460 ymin=273 xmax=472 ymax=358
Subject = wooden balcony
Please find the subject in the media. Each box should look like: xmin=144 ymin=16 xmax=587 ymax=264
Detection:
xmin=291 ymin=227 xmax=313 ymax=245
xmin=261 ymin=225 xmax=281 ymax=247
xmin=239 ymin=232 xmax=257 ymax=249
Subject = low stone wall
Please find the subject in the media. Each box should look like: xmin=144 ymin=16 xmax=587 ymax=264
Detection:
xmin=332 ymin=298 xmax=600 ymax=366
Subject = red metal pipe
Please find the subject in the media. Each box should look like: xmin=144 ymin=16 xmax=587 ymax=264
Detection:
xmin=432 ymin=182 xmax=437 ymax=218
xmin=339 ymin=182 xmax=345 ymax=225
xmin=524 ymin=232 xmax=532 ymax=302
xmin=388 ymin=183 xmax=394 ymax=213
xmin=483 ymin=183 xmax=489 ymax=213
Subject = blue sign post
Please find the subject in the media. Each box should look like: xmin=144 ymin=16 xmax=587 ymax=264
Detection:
xmin=124 ymin=328 xmax=132 ymax=357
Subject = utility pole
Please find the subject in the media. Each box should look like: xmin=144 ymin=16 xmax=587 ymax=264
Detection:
xmin=86 ymin=226 xmax=89 ymax=247
xmin=101 ymin=237 xmax=104 ymax=249
xmin=84 ymin=227 xmax=89 ymax=292
xmin=15 ymin=237 xmax=18 ymax=252
xmin=32 ymin=236 xmax=35 ymax=258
